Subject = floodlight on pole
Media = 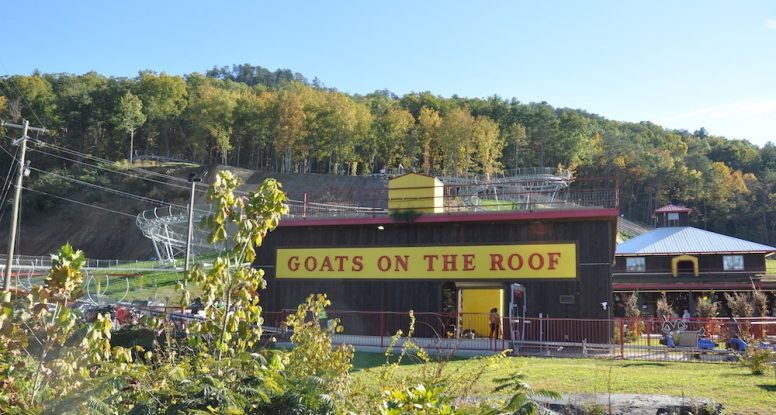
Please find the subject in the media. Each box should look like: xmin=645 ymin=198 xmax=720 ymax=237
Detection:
xmin=184 ymin=173 xmax=202 ymax=278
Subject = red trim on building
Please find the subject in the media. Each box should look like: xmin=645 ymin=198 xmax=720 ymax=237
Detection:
xmin=654 ymin=204 xmax=692 ymax=213
xmin=279 ymin=208 xmax=620 ymax=228
xmin=614 ymin=282 xmax=776 ymax=291
xmin=617 ymin=251 xmax=775 ymax=256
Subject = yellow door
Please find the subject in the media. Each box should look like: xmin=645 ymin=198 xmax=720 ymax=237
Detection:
xmin=460 ymin=288 xmax=503 ymax=338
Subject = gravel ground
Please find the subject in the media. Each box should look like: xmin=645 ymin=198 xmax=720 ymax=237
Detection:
xmin=536 ymin=393 xmax=722 ymax=415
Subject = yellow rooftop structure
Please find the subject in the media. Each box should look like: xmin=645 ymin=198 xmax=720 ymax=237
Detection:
xmin=388 ymin=173 xmax=444 ymax=214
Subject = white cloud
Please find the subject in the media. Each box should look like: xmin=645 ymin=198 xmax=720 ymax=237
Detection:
xmin=663 ymin=99 xmax=776 ymax=122
xmin=766 ymin=19 xmax=776 ymax=29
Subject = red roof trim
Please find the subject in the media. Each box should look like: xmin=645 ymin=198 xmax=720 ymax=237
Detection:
xmin=613 ymin=282 xmax=776 ymax=290
xmin=617 ymin=250 xmax=776 ymax=256
xmin=279 ymin=208 xmax=619 ymax=227
xmin=654 ymin=204 xmax=692 ymax=213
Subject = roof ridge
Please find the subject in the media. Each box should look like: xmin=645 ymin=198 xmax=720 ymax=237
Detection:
xmin=616 ymin=226 xmax=776 ymax=255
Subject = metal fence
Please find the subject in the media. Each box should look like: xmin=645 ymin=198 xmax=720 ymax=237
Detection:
xmin=264 ymin=311 xmax=776 ymax=362
xmin=0 ymin=254 xmax=160 ymax=271
xmin=283 ymin=177 xmax=618 ymax=219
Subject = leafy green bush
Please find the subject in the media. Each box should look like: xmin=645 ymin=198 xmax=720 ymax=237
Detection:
xmin=740 ymin=348 xmax=774 ymax=375
xmin=390 ymin=209 xmax=423 ymax=223
xmin=380 ymin=383 xmax=456 ymax=415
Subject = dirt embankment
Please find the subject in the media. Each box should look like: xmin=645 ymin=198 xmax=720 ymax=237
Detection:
xmin=0 ymin=167 xmax=386 ymax=260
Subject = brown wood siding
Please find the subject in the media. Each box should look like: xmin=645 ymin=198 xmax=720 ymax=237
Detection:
xmin=256 ymin=217 xmax=615 ymax=323
xmin=613 ymin=253 xmax=767 ymax=278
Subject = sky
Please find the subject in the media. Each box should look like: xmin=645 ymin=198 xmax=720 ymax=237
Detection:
xmin=3 ymin=1 xmax=776 ymax=146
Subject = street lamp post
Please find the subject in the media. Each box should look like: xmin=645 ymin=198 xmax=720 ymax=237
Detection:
xmin=602 ymin=301 xmax=612 ymax=347
xmin=184 ymin=173 xmax=201 ymax=278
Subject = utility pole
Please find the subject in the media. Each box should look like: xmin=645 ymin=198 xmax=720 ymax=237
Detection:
xmin=2 ymin=120 xmax=47 ymax=294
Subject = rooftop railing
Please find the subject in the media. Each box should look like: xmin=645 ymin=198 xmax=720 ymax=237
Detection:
xmin=283 ymin=177 xmax=618 ymax=220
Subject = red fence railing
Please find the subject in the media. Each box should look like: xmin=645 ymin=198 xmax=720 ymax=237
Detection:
xmin=262 ymin=310 xmax=776 ymax=362
xmin=134 ymin=304 xmax=775 ymax=362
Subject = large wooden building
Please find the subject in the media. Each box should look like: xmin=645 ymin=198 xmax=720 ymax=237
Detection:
xmin=257 ymin=173 xmax=618 ymax=338
xmin=612 ymin=205 xmax=776 ymax=317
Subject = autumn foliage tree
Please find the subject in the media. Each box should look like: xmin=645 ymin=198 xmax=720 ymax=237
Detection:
xmin=3 ymin=65 xmax=776 ymax=244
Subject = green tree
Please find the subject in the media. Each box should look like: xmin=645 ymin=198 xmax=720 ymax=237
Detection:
xmin=138 ymin=72 xmax=188 ymax=120
xmin=368 ymin=106 xmax=414 ymax=173
xmin=400 ymin=91 xmax=451 ymax=119
xmin=184 ymin=170 xmax=288 ymax=359
xmin=0 ymin=244 xmax=114 ymax=413
xmin=116 ymin=91 xmax=146 ymax=163
xmin=233 ymin=90 xmax=275 ymax=169
xmin=508 ymin=122 xmax=528 ymax=170
xmin=438 ymin=107 xmax=475 ymax=176
xmin=415 ymin=107 xmax=442 ymax=174
xmin=310 ymin=91 xmax=370 ymax=174
xmin=518 ymin=102 xmax=560 ymax=168
xmin=274 ymin=88 xmax=308 ymax=172
xmin=472 ymin=115 xmax=503 ymax=180
xmin=557 ymin=110 xmax=594 ymax=167
xmin=0 ymin=74 xmax=57 ymax=125
xmin=187 ymin=78 xmax=238 ymax=164
xmin=137 ymin=71 xmax=188 ymax=155
xmin=50 ymin=72 xmax=115 ymax=154
xmin=708 ymin=138 xmax=760 ymax=173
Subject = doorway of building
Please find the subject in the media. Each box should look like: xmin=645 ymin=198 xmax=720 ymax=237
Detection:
xmin=457 ymin=287 xmax=503 ymax=339
xmin=676 ymin=260 xmax=695 ymax=276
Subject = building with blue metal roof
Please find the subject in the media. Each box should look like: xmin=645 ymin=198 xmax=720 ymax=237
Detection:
xmin=617 ymin=226 xmax=776 ymax=256
xmin=612 ymin=205 xmax=776 ymax=317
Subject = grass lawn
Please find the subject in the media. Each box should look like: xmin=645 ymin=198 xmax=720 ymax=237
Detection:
xmin=92 ymin=269 xmax=189 ymax=303
xmin=352 ymin=353 xmax=776 ymax=414
xmin=85 ymin=254 xmax=220 ymax=303
xmin=21 ymin=252 xmax=226 ymax=305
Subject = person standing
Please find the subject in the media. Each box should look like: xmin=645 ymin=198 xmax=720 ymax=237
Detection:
xmin=489 ymin=308 xmax=501 ymax=339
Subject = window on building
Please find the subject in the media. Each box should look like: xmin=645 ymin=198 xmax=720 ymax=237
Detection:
xmin=667 ymin=212 xmax=679 ymax=221
xmin=723 ymin=255 xmax=744 ymax=271
xmin=626 ymin=257 xmax=645 ymax=272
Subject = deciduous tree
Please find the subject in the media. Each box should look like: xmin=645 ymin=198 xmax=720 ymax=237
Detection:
xmin=438 ymin=107 xmax=475 ymax=176
xmin=415 ymin=106 xmax=441 ymax=174
xmin=116 ymin=91 xmax=146 ymax=163
xmin=472 ymin=115 xmax=503 ymax=180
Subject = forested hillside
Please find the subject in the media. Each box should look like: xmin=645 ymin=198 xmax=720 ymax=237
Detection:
xmin=1 ymin=64 xmax=775 ymax=245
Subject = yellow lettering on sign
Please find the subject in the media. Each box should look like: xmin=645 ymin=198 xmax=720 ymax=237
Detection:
xmin=276 ymin=244 xmax=576 ymax=279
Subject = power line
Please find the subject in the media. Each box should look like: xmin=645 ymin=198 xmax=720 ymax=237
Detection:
xmin=0 ymin=144 xmax=19 ymax=224
xmin=26 ymin=166 xmax=213 ymax=215
xmin=27 ymin=166 xmax=184 ymax=208
xmin=1 ymin=144 xmax=218 ymax=216
xmin=22 ymin=186 xmax=137 ymax=218
xmin=36 ymin=141 xmax=241 ymax=196
xmin=0 ymin=174 xmax=137 ymax=218
xmin=29 ymin=146 xmax=206 ymax=194
xmin=0 ymin=145 xmax=184 ymax=212
xmin=35 ymin=141 xmax=254 ymax=196
xmin=41 ymin=141 xmax=198 ymax=185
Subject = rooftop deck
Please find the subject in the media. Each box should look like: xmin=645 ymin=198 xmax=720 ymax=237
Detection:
xmin=282 ymin=176 xmax=618 ymax=221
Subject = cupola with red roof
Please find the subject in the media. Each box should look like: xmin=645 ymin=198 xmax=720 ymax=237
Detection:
xmin=654 ymin=204 xmax=692 ymax=227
